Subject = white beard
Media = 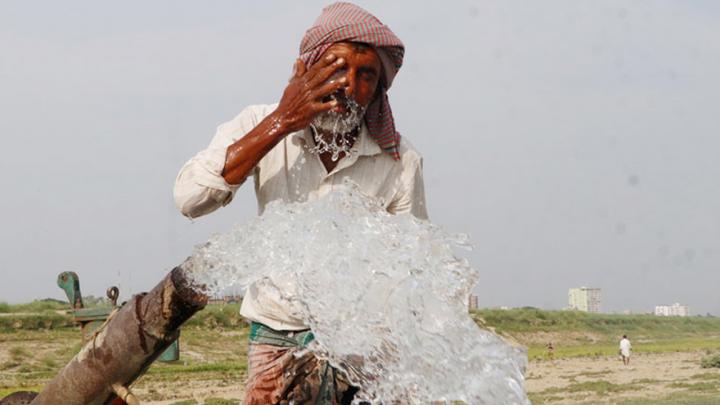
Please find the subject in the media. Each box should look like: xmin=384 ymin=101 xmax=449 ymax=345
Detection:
xmin=309 ymin=99 xmax=366 ymax=161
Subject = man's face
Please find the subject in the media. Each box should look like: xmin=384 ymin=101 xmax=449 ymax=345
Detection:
xmin=321 ymin=42 xmax=382 ymax=113
xmin=311 ymin=42 xmax=382 ymax=136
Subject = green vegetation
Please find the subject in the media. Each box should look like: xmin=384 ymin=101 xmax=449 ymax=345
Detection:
xmin=2 ymin=304 xmax=719 ymax=359
xmin=0 ymin=297 xmax=112 ymax=314
xmin=531 ymin=377 xmax=720 ymax=404
xmin=184 ymin=303 xmax=245 ymax=329
xmin=0 ymin=322 xmax=249 ymax=402
xmin=473 ymin=308 xmax=720 ymax=336
xmin=573 ymin=370 xmax=609 ymax=378
xmin=526 ymin=337 xmax=720 ymax=360
xmin=617 ymin=394 xmax=720 ymax=405
xmin=472 ymin=308 xmax=720 ymax=360
xmin=0 ymin=301 xmax=247 ymax=333
xmin=632 ymin=378 xmax=661 ymax=385
xmin=205 ymin=399 xmax=241 ymax=405
xmin=0 ymin=298 xmax=111 ymax=332
xmin=0 ymin=386 xmax=43 ymax=399
xmin=9 ymin=346 xmax=30 ymax=360
xmin=0 ymin=313 xmax=73 ymax=332
xmin=0 ymin=300 xmax=74 ymax=333
xmin=169 ymin=399 xmax=239 ymax=405
xmin=544 ymin=380 xmax=639 ymax=395
xmin=701 ymin=353 xmax=720 ymax=368
xmin=2 ymin=303 xmax=720 ymax=403
xmin=0 ymin=299 xmax=69 ymax=313
xmin=668 ymin=381 xmax=719 ymax=392
xmin=530 ymin=380 xmax=639 ymax=404
xmin=147 ymin=361 xmax=247 ymax=376
xmin=692 ymin=372 xmax=720 ymax=380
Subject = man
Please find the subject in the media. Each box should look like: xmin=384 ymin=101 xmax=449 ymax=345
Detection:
xmin=546 ymin=341 xmax=555 ymax=361
xmin=619 ymin=334 xmax=632 ymax=366
xmin=173 ymin=3 xmax=427 ymax=404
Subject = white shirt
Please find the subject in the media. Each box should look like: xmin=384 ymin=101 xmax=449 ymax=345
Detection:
xmin=620 ymin=338 xmax=631 ymax=355
xmin=174 ymin=103 xmax=428 ymax=330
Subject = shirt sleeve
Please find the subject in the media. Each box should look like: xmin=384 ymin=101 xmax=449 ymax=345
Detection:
xmin=387 ymin=155 xmax=429 ymax=220
xmin=173 ymin=106 xmax=263 ymax=219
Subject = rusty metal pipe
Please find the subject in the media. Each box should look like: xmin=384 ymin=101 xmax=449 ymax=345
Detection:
xmin=30 ymin=260 xmax=207 ymax=405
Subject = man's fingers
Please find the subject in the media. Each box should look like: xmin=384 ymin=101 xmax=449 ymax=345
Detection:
xmin=316 ymin=52 xmax=338 ymax=69
xmin=313 ymin=98 xmax=339 ymax=114
xmin=303 ymin=52 xmax=343 ymax=81
xmin=295 ymin=59 xmax=307 ymax=78
xmin=307 ymin=57 xmax=346 ymax=87
xmin=310 ymin=77 xmax=347 ymax=101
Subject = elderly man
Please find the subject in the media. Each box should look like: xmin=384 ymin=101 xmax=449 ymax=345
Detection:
xmin=174 ymin=3 xmax=427 ymax=404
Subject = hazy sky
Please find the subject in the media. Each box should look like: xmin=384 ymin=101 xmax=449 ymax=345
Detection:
xmin=1 ymin=1 xmax=718 ymax=314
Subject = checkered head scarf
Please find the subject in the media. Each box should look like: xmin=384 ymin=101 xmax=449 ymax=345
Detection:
xmin=299 ymin=2 xmax=404 ymax=160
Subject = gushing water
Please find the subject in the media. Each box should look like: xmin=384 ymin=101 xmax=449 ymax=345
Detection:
xmin=309 ymin=97 xmax=365 ymax=161
xmin=187 ymin=183 xmax=529 ymax=404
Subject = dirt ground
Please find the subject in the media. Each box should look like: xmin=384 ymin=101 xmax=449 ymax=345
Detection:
xmin=137 ymin=353 xmax=720 ymax=404
xmin=526 ymin=351 xmax=720 ymax=404
xmin=140 ymin=352 xmax=720 ymax=404
xmin=2 ymin=329 xmax=719 ymax=404
xmin=141 ymin=353 xmax=720 ymax=404
xmin=142 ymin=384 xmax=244 ymax=404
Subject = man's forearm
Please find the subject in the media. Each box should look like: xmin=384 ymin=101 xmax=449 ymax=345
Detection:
xmin=221 ymin=112 xmax=290 ymax=185
xmin=222 ymin=54 xmax=347 ymax=185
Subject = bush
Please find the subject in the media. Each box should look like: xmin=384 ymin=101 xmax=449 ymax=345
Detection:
xmin=3 ymin=299 xmax=69 ymax=313
xmin=0 ymin=314 xmax=73 ymax=332
xmin=471 ymin=308 xmax=720 ymax=335
xmin=701 ymin=354 xmax=720 ymax=368
xmin=185 ymin=303 xmax=247 ymax=329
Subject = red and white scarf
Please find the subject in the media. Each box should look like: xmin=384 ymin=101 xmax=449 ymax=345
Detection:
xmin=299 ymin=2 xmax=405 ymax=160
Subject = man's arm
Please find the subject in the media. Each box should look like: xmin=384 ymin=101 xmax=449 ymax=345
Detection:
xmin=174 ymin=53 xmax=347 ymax=218
xmin=221 ymin=54 xmax=348 ymax=185
xmin=173 ymin=106 xmax=266 ymax=219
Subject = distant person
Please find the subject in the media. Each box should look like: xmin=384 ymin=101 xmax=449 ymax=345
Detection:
xmin=619 ymin=335 xmax=632 ymax=365
xmin=546 ymin=342 xmax=555 ymax=360
xmin=174 ymin=3 xmax=427 ymax=404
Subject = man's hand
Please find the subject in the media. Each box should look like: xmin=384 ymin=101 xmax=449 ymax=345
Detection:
xmin=274 ymin=54 xmax=348 ymax=133
xmin=221 ymin=54 xmax=347 ymax=185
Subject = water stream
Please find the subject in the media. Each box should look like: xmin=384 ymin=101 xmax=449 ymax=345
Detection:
xmin=186 ymin=183 xmax=529 ymax=404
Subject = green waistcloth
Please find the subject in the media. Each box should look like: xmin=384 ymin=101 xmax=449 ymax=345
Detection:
xmin=249 ymin=322 xmax=315 ymax=348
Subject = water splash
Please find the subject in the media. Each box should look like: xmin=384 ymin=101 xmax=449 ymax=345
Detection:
xmin=187 ymin=183 xmax=529 ymax=404
xmin=309 ymin=97 xmax=365 ymax=161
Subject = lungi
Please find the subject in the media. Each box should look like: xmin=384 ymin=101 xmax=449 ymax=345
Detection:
xmin=244 ymin=322 xmax=359 ymax=405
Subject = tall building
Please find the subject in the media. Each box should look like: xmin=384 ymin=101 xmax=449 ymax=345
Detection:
xmin=568 ymin=287 xmax=602 ymax=313
xmin=654 ymin=303 xmax=690 ymax=317
xmin=468 ymin=295 xmax=479 ymax=310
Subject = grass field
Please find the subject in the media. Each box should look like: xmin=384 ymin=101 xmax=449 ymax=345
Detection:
xmin=1 ymin=302 xmax=719 ymax=404
xmin=472 ymin=308 xmax=720 ymax=360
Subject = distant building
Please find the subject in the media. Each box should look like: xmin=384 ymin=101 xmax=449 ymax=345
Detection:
xmin=468 ymin=295 xmax=479 ymax=310
xmin=654 ymin=303 xmax=690 ymax=317
xmin=568 ymin=287 xmax=602 ymax=313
